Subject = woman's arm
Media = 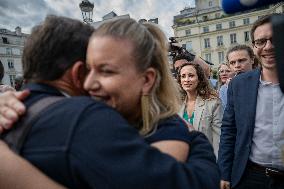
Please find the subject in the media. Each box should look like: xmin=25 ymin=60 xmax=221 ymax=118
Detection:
xmin=0 ymin=140 xmax=66 ymax=189
xmin=151 ymin=140 xmax=189 ymax=162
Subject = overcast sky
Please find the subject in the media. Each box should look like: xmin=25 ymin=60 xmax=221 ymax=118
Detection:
xmin=0 ymin=0 xmax=195 ymax=37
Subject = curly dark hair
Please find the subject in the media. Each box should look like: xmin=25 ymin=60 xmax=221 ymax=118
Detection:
xmin=177 ymin=62 xmax=217 ymax=100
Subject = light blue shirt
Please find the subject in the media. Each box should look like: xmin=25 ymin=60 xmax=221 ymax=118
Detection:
xmin=249 ymin=78 xmax=284 ymax=170
xmin=219 ymin=84 xmax=228 ymax=110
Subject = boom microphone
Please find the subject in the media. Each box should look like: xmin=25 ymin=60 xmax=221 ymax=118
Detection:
xmin=222 ymin=0 xmax=283 ymax=14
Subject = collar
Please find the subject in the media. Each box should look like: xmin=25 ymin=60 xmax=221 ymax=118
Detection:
xmin=259 ymin=75 xmax=279 ymax=86
xmin=23 ymin=83 xmax=67 ymax=97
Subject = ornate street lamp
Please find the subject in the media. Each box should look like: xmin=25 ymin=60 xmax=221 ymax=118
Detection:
xmin=79 ymin=0 xmax=94 ymax=24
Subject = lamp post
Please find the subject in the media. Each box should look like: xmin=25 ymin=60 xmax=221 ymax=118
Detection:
xmin=79 ymin=0 xmax=94 ymax=24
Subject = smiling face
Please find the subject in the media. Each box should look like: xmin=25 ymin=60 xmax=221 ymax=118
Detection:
xmin=253 ymin=23 xmax=275 ymax=71
xmin=84 ymin=36 xmax=147 ymax=123
xmin=180 ymin=65 xmax=199 ymax=93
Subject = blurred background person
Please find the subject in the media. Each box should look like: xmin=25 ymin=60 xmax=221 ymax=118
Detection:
xmin=217 ymin=63 xmax=235 ymax=90
xmin=177 ymin=62 xmax=223 ymax=156
xmin=217 ymin=63 xmax=235 ymax=109
xmin=0 ymin=60 xmax=15 ymax=93
xmin=14 ymin=75 xmax=24 ymax=91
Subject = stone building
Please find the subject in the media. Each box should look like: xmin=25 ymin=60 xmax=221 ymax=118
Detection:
xmin=172 ymin=0 xmax=283 ymax=69
xmin=0 ymin=27 xmax=28 ymax=86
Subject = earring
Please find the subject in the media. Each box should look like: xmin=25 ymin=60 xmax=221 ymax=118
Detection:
xmin=200 ymin=89 xmax=205 ymax=95
xmin=141 ymin=94 xmax=150 ymax=135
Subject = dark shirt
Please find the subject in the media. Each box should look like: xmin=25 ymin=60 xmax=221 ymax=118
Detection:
xmin=146 ymin=115 xmax=194 ymax=144
xmin=18 ymin=83 xmax=219 ymax=189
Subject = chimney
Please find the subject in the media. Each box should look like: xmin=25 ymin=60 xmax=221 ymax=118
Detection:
xmin=15 ymin=26 xmax=21 ymax=35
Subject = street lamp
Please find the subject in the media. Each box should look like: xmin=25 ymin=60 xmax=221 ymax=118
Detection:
xmin=79 ymin=0 xmax=94 ymax=24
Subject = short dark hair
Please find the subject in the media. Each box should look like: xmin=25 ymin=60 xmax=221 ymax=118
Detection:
xmin=250 ymin=14 xmax=274 ymax=42
xmin=226 ymin=44 xmax=254 ymax=61
xmin=23 ymin=15 xmax=95 ymax=82
xmin=226 ymin=44 xmax=260 ymax=69
xmin=0 ymin=60 xmax=4 ymax=81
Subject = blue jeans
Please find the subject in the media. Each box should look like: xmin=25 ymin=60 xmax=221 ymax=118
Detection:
xmin=234 ymin=165 xmax=284 ymax=189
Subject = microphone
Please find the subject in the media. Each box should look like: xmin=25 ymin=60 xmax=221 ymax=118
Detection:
xmin=222 ymin=0 xmax=283 ymax=14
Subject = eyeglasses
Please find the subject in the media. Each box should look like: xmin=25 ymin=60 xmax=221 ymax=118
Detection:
xmin=252 ymin=38 xmax=273 ymax=49
xmin=218 ymin=69 xmax=231 ymax=74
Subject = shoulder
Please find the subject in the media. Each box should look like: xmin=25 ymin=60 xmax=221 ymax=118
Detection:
xmin=205 ymin=96 xmax=221 ymax=105
xmin=145 ymin=115 xmax=194 ymax=144
xmin=231 ymin=69 xmax=260 ymax=84
xmin=41 ymin=96 xmax=128 ymax=128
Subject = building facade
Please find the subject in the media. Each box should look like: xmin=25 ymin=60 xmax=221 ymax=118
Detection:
xmin=0 ymin=27 xmax=28 ymax=86
xmin=172 ymin=0 xmax=284 ymax=69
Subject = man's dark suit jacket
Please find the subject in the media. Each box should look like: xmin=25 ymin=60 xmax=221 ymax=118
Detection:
xmin=218 ymin=69 xmax=261 ymax=188
xmin=18 ymin=83 xmax=219 ymax=189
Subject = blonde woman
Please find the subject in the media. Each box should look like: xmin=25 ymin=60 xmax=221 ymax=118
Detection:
xmin=84 ymin=18 xmax=192 ymax=161
xmin=177 ymin=63 xmax=223 ymax=156
xmin=217 ymin=63 xmax=235 ymax=90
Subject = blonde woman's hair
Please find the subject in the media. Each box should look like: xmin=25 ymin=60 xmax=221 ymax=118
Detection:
xmin=217 ymin=63 xmax=230 ymax=88
xmin=91 ymin=18 xmax=181 ymax=135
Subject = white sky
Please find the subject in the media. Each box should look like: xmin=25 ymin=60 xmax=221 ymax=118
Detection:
xmin=0 ymin=0 xmax=195 ymax=37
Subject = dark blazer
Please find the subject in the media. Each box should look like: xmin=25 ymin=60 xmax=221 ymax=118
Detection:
xmin=218 ymin=69 xmax=261 ymax=188
xmin=18 ymin=83 xmax=219 ymax=189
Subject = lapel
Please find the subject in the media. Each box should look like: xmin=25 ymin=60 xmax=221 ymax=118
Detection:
xmin=243 ymin=69 xmax=261 ymax=135
xmin=193 ymin=95 xmax=205 ymax=130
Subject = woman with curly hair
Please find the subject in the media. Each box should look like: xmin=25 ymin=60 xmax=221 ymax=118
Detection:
xmin=177 ymin=62 xmax=223 ymax=156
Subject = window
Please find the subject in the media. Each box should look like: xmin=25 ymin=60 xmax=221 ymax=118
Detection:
xmin=9 ymin=75 xmax=16 ymax=86
xmin=244 ymin=31 xmax=250 ymax=42
xmin=203 ymin=26 xmax=209 ymax=33
xmin=209 ymin=1 xmax=212 ymax=7
xmin=204 ymin=38 xmax=211 ymax=48
xmin=243 ymin=18 xmax=250 ymax=25
xmin=185 ymin=29 xmax=191 ymax=35
xmin=216 ymin=23 xmax=222 ymax=31
xmin=186 ymin=41 xmax=193 ymax=51
xmin=202 ymin=16 xmax=208 ymax=21
xmin=2 ymin=37 xmax=9 ymax=44
xmin=205 ymin=53 xmax=211 ymax=62
xmin=8 ymin=59 xmax=14 ymax=69
xmin=229 ymin=21 xmax=235 ymax=28
xmin=215 ymin=13 xmax=221 ymax=18
xmin=182 ymin=44 xmax=186 ymax=49
xmin=6 ymin=48 xmax=12 ymax=55
xmin=217 ymin=36 xmax=223 ymax=46
xmin=230 ymin=33 xmax=237 ymax=44
xmin=218 ymin=51 xmax=224 ymax=64
xmin=15 ymin=38 xmax=21 ymax=45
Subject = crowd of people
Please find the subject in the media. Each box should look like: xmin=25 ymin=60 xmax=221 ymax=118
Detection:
xmin=0 ymin=13 xmax=283 ymax=189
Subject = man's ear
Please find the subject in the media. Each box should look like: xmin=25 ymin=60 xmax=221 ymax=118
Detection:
xmin=142 ymin=68 xmax=157 ymax=95
xmin=70 ymin=61 xmax=87 ymax=89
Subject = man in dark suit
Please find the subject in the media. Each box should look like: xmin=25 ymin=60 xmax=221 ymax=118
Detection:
xmin=0 ymin=15 xmax=219 ymax=189
xmin=218 ymin=14 xmax=284 ymax=189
